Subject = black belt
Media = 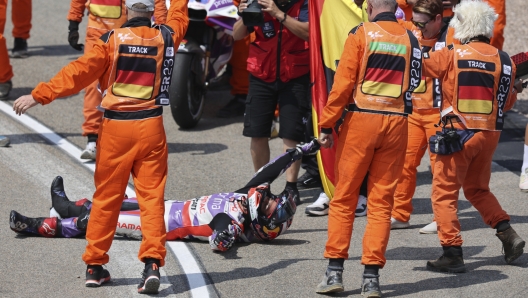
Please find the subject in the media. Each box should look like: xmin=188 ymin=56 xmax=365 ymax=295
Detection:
xmin=347 ymin=104 xmax=407 ymax=117
xmin=104 ymin=107 xmax=163 ymax=120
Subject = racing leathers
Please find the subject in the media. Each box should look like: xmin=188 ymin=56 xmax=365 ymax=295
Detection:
xmin=9 ymin=140 xmax=320 ymax=252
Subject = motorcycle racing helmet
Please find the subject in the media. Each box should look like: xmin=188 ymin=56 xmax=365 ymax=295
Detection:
xmin=247 ymin=183 xmax=297 ymax=241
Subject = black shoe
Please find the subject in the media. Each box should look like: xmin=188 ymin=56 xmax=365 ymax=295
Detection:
xmin=426 ymin=255 xmax=466 ymax=273
xmin=296 ymin=171 xmax=322 ymax=189
xmin=496 ymin=227 xmax=525 ymax=264
xmin=217 ymin=95 xmax=246 ymax=118
xmin=315 ymin=268 xmax=344 ymax=294
xmin=0 ymin=80 xmax=12 ymax=100
xmin=85 ymin=265 xmax=111 ymax=287
xmin=11 ymin=38 xmax=28 ymax=58
xmin=138 ymin=258 xmax=161 ymax=294
xmin=9 ymin=210 xmax=44 ymax=235
xmin=51 ymin=176 xmax=69 ymax=206
xmin=361 ymin=274 xmax=382 ymax=297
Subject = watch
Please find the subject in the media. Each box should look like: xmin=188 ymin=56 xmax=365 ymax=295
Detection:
xmin=280 ymin=12 xmax=287 ymax=23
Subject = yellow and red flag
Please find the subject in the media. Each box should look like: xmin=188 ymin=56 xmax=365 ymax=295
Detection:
xmin=89 ymin=0 xmax=122 ymax=19
xmin=309 ymin=0 xmax=366 ymax=198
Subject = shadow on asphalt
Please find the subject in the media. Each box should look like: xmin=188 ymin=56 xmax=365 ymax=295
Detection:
xmin=26 ymin=45 xmax=82 ymax=57
xmin=382 ymin=269 xmax=508 ymax=297
xmin=166 ymin=142 xmax=228 ymax=155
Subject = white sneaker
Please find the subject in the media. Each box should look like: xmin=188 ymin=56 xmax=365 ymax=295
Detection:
xmin=305 ymin=192 xmax=329 ymax=216
xmin=391 ymin=217 xmax=410 ymax=229
xmin=520 ymin=168 xmax=528 ymax=192
xmin=0 ymin=135 xmax=10 ymax=147
xmin=355 ymin=195 xmax=367 ymax=217
xmin=80 ymin=142 xmax=96 ymax=160
xmin=419 ymin=221 xmax=437 ymax=234
xmin=49 ymin=207 xmax=63 ymax=219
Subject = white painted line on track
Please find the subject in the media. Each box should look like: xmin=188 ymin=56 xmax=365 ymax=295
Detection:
xmin=0 ymin=100 xmax=210 ymax=297
xmin=168 ymin=242 xmax=211 ymax=296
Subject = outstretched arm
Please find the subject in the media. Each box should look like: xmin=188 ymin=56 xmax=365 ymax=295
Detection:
xmin=235 ymin=138 xmax=320 ymax=193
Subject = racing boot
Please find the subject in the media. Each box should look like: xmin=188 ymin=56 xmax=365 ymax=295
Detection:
xmin=315 ymin=266 xmax=344 ymax=294
xmin=51 ymin=176 xmax=91 ymax=218
xmin=361 ymin=274 xmax=382 ymax=297
xmin=86 ymin=265 xmax=111 ymax=287
xmin=496 ymin=227 xmax=525 ymax=264
xmin=138 ymin=258 xmax=161 ymax=294
xmin=9 ymin=210 xmax=60 ymax=237
xmin=426 ymin=246 xmax=466 ymax=273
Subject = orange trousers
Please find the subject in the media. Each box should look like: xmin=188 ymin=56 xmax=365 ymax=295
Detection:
xmin=431 ymin=130 xmax=510 ymax=247
xmin=0 ymin=0 xmax=13 ymax=83
xmin=392 ymin=109 xmax=440 ymax=222
xmin=324 ymin=112 xmax=407 ymax=267
xmin=81 ymin=27 xmax=108 ymax=136
xmin=11 ymin=0 xmax=31 ymax=39
xmin=486 ymin=0 xmax=505 ymax=50
xmin=82 ymin=115 xmax=168 ymax=266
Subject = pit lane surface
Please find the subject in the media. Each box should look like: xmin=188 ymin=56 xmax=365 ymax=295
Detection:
xmin=1 ymin=1 xmax=528 ymax=297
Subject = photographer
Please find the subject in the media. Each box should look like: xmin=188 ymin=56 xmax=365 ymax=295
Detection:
xmin=233 ymin=0 xmax=310 ymax=203
xmin=422 ymin=0 xmax=525 ymax=273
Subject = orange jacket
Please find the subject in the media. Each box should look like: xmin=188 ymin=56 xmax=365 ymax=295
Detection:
xmin=34 ymin=0 xmax=188 ymax=106
xmin=423 ymin=42 xmax=518 ymax=131
xmin=319 ymin=14 xmax=420 ymax=130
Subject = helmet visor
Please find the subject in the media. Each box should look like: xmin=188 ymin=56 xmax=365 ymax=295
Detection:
xmin=264 ymin=193 xmax=296 ymax=226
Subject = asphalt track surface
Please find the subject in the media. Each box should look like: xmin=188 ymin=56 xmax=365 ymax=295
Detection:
xmin=1 ymin=1 xmax=528 ymax=297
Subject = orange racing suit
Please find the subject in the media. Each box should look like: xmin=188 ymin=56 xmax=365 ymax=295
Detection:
xmin=391 ymin=21 xmax=457 ymax=223
xmin=32 ymin=0 xmax=189 ymax=266
xmin=318 ymin=13 xmax=421 ymax=267
xmin=0 ymin=0 xmax=12 ymax=83
xmin=423 ymin=41 xmax=518 ymax=247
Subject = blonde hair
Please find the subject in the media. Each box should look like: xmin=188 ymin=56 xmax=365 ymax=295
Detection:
xmin=450 ymin=0 xmax=497 ymax=43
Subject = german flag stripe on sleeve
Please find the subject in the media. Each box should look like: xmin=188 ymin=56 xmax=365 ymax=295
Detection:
xmin=362 ymin=54 xmax=405 ymax=97
xmin=112 ymin=57 xmax=156 ymax=99
xmin=457 ymin=72 xmax=495 ymax=114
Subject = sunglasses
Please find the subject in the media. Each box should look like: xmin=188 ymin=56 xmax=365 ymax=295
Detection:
xmin=411 ymin=17 xmax=432 ymax=29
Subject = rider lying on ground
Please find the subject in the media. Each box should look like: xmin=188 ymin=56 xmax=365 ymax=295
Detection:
xmin=10 ymin=139 xmax=320 ymax=252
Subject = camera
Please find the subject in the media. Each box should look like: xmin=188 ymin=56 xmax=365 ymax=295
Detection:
xmin=242 ymin=0 xmax=265 ymax=27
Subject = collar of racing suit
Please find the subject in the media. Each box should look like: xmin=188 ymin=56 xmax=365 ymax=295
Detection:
xmin=121 ymin=17 xmax=152 ymax=28
xmin=372 ymin=11 xmax=397 ymax=23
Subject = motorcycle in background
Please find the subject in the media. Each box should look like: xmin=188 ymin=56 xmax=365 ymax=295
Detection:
xmin=167 ymin=0 xmax=238 ymax=129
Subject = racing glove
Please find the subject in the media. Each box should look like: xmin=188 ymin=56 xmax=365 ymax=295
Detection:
xmin=209 ymin=223 xmax=242 ymax=252
xmin=68 ymin=20 xmax=84 ymax=51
